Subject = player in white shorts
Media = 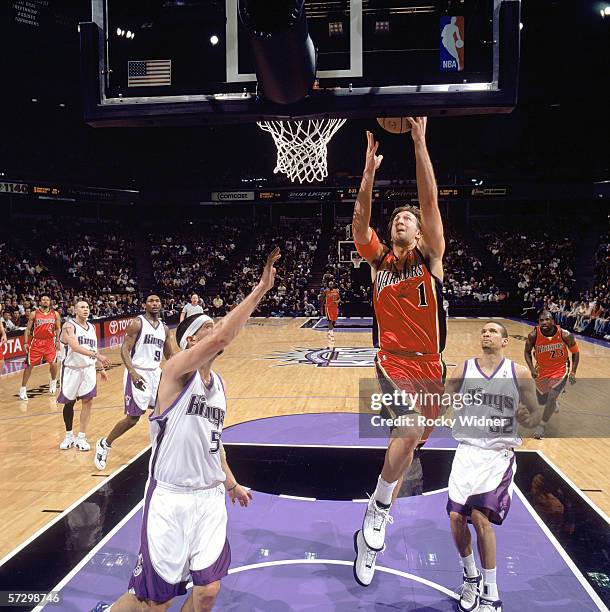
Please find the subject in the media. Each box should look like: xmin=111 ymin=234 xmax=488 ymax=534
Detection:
xmin=445 ymin=321 xmax=541 ymax=612
xmin=57 ymin=300 xmax=111 ymax=451
xmin=95 ymin=295 xmax=174 ymax=470
xmin=101 ymin=248 xmax=281 ymax=612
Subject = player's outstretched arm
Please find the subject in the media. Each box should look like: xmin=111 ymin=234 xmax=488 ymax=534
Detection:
xmin=165 ymin=248 xmax=281 ymax=378
xmin=353 ymin=132 xmax=385 ymax=266
xmin=408 ymin=117 xmax=445 ymax=262
xmin=514 ymin=363 xmax=543 ymax=428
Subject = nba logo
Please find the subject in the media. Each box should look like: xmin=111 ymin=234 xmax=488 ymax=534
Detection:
xmin=440 ymin=16 xmax=465 ymax=72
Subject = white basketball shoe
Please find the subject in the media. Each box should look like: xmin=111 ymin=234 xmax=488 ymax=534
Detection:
xmin=362 ymin=496 xmax=393 ymax=551
xmin=458 ymin=571 xmax=482 ymax=612
xmin=95 ymin=438 xmax=110 ymax=470
xmin=479 ymin=597 xmax=502 ymax=611
xmin=59 ymin=433 xmax=75 ymax=450
xmin=19 ymin=387 xmax=28 ymax=401
xmin=353 ymin=530 xmax=381 ymax=586
xmin=74 ymin=436 xmax=91 ymax=451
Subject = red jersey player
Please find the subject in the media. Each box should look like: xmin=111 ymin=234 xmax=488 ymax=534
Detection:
xmin=320 ymin=281 xmax=341 ymax=347
xmin=19 ymin=294 xmax=61 ymax=400
xmin=352 ymin=120 xmax=446 ymax=587
xmin=524 ymin=310 xmax=579 ymax=439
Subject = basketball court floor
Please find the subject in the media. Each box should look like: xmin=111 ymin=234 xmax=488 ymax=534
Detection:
xmin=0 ymin=318 xmax=609 ymax=610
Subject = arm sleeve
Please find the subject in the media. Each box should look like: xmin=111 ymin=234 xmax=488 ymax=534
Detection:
xmin=355 ymin=229 xmax=382 ymax=260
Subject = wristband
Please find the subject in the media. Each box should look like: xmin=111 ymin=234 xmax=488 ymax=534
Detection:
xmin=226 ymin=482 xmax=238 ymax=492
xmin=355 ymin=229 xmax=381 ymax=260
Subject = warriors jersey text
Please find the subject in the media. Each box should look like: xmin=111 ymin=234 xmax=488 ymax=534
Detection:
xmin=373 ymin=248 xmax=446 ymax=354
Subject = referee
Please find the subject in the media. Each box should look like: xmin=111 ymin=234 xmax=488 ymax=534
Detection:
xmin=180 ymin=293 xmax=204 ymax=322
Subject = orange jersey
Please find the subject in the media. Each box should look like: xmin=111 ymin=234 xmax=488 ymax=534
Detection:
xmin=534 ymin=325 xmax=569 ymax=377
xmin=32 ymin=309 xmax=57 ymax=341
xmin=373 ymin=248 xmax=446 ymax=354
xmin=325 ymin=289 xmax=340 ymax=307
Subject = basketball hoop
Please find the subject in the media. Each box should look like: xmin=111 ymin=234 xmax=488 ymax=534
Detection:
xmin=257 ymin=118 xmax=346 ymax=183
xmin=350 ymin=251 xmax=363 ymax=269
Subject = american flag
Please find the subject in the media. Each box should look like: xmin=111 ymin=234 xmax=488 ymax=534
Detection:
xmin=127 ymin=60 xmax=172 ymax=87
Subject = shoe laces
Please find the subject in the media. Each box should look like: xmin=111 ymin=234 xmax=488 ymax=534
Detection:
xmin=367 ymin=494 xmax=394 ymax=531
xmin=364 ymin=543 xmax=385 ymax=569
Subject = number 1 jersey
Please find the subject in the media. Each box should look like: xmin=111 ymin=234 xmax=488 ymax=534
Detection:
xmin=373 ymin=247 xmax=446 ymax=354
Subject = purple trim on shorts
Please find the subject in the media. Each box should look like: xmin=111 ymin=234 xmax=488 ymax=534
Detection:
xmin=190 ymin=538 xmax=231 ymax=586
xmin=78 ymin=384 xmax=97 ymax=401
xmin=150 ymin=371 xmax=197 ymax=422
xmin=124 ymin=372 xmax=145 ymax=417
xmin=128 ymin=479 xmax=188 ymax=603
xmin=56 ymin=365 xmax=68 ymax=404
xmin=446 ymin=452 xmax=515 ymax=526
xmin=474 ymin=357 xmax=506 ymax=381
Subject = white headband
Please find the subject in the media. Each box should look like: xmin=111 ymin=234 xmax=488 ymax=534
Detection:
xmin=179 ymin=315 xmax=213 ymax=350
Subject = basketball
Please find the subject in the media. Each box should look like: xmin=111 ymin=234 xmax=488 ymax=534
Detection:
xmin=376 ymin=117 xmax=412 ymax=134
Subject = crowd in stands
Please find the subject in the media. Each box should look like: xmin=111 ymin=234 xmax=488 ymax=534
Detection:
xmin=149 ymin=219 xmax=244 ymax=305
xmin=544 ymin=229 xmax=610 ymax=339
xmin=1 ymin=220 xmax=141 ymax=327
xmin=443 ymin=233 xmax=508 ymax=304
xmin=212 ymin=219 xmax=322 ymax=317
xmin=1 ymin=215 xmax=609 ymax=344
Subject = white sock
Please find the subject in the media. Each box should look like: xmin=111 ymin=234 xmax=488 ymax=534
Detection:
xmin=65 ymin=430 xmax=73 ymax=437
xmin=482 ymin=567 xmax=498 ymax=600
xmin=540 ymin=420 xmax=548 ymax=427
xmin=461 ymin=552 xmax=478 ymax=578
xmin=103 ymin=437 xmax=111 ymax=448
xmin=20 ymin=386 xmax=26 ymax=392
xmin=50 ymin=379 xmax=57 ymax=384
xmin=373 ymin=476 xmax=398 ymax=506
xmin=78 ymin=432 xmax=86 ymax=439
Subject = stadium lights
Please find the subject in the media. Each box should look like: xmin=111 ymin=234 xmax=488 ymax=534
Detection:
xmin=375 ymin=11 xmax=390 ymax=34
xmin=117 ymin=27 xmax=123 ymax=36
xmin=210 ymin=34 xmax=219 ymax=45
xmin=328 ymin=21 xmax=344 ymax=36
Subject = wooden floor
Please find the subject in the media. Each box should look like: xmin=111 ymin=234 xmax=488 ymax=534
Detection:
xmin=1 ymin=317 xmax=609 ymax=560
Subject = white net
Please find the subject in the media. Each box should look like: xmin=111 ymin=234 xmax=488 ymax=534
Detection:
xmin=257 ymin=118 xmax=346 ymax=184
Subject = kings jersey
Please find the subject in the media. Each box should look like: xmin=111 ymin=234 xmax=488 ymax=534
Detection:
xmin=373 ymin=248 xmax=446 ymax=355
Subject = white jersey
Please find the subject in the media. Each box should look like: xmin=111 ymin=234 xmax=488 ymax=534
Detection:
xmin=62 ymin=319 xmax=97 ymax=368
xmin=131 ymin=315 xmax=166 ymax=370
xmin=149 ymin=370 xmax=227 ymax=490
xmin=454 ymin=357 xmax=522 ymax=451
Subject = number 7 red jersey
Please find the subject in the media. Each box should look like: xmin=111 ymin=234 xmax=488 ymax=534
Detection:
xmin=373 ymin=247 xmax=446 ymax=354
